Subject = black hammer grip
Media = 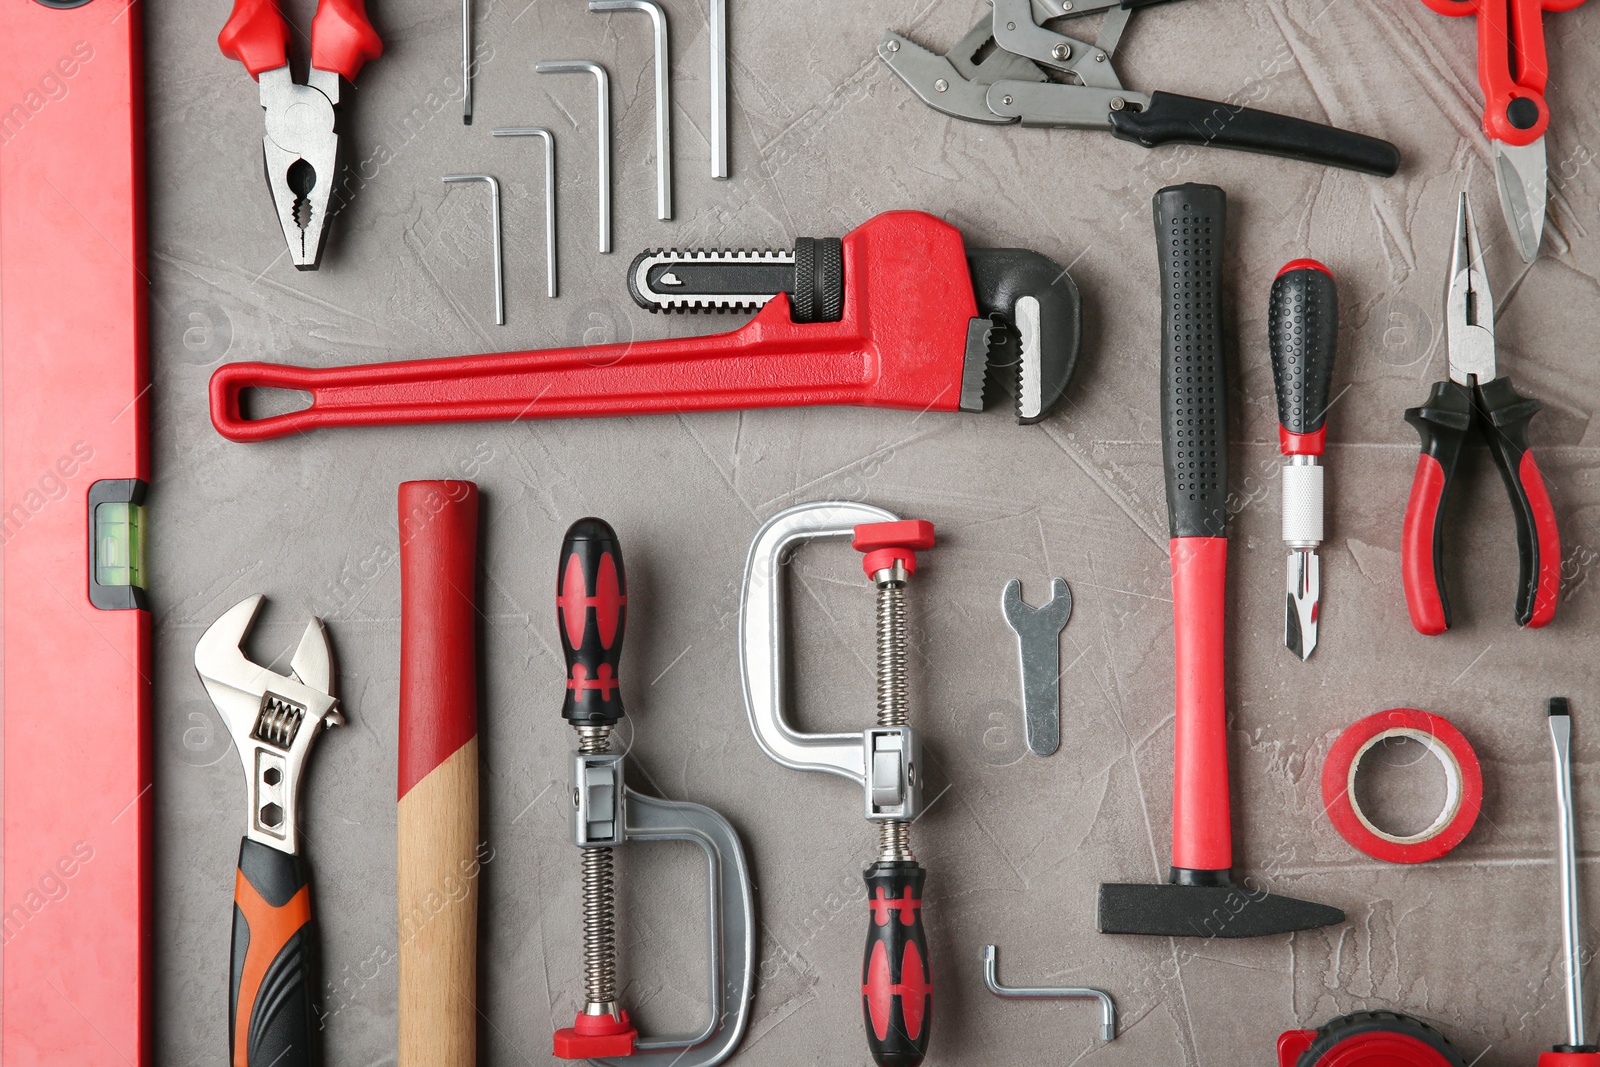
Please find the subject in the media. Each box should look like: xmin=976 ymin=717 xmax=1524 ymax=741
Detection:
xmin=1155 ymin=184 xmax=1230 ymax=539
xmin=862 ymin=861 xmax=931 ymax=1066
xmin=558 ymin=518 xmax=628 ymax=727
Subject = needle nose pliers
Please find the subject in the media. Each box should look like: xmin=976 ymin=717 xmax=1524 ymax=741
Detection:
xmin=1402 ymin=193 xmax=1561 ymax=635
xmin=219 ymin=0 xmax=382 ymax=270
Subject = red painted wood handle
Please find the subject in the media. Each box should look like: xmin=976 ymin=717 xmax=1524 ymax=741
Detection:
xmin=398 ymin=480 xmax=480 ymax=799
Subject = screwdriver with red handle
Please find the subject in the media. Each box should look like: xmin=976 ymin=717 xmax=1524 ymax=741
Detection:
xmin=1269 ymin=259 xmax=1339 ymax=660
xmin=1401 ymin=193 xmax=1560 ymax=635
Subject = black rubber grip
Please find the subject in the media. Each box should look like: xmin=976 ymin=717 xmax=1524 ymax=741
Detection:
xmin=1475 ymin=377 xmax=1559 ymax=627
xmin=1268 ymin=264 xmax=1339 ymax=436
xmin=861 ymin=861 xmax=931 ymax=1067
xmin=1111 ymin=92 xmax=1402 ymax=177
xmin=1154 ymin=184 xmax=1229 ymax=539
xmin=558 ymin=518 xmax=628 ymax=727
xmin=231 ymin=838 xmax=320 ymax=1067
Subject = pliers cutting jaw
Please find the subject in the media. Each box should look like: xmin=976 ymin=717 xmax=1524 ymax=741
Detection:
xmin=259 ymin=67 xmax=341 ymax=270
xmin=1401 ymin=194 xmax=1561 ymax=635
xmin=195 ymin=594 xmax=343 ymax=855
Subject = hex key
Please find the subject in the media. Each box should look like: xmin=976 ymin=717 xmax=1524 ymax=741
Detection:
xmin=462 ymin=0 xmax=474 ymax=124
xmin=589 ymin=0 xmax=671 ymax=220
xmin=535 ymin=60 xmax=611 ymax=253
xmin=442 ymin=174 xmax=504 ymax=325
xmin=711 ymin=0 xmax=727 ymax=177
xmin=983 ymin=944 xmax=1115 ymax=1042
xmin=491 ymin=127 xmax=558 ymax=298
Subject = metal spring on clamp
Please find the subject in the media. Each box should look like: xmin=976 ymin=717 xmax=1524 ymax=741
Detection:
xmin=740 ymin=501 xmax=937 ymax=1067
xmin=553 ymin=518 xmax=756 ymax=1067
xmin=575 ymin=724 xmax=619 ymax=1014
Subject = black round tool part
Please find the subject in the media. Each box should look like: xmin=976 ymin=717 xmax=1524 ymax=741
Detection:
xmin=557 ymin=518 xmax=627 ymax=727
xmin=791 ymin=236 xmax=845 ymax=324
xmin=1291 ymin=1011 xmax=1466 ymax=1067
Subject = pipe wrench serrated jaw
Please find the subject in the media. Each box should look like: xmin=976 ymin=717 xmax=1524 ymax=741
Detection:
xmin=195 ymin=594 xmax=342 ymax=855
xmin=963 ymin=248 xmax=1082 ymax=424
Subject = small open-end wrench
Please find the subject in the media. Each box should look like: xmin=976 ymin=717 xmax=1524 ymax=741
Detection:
xmin=1000 ymin=578 xmax=1072 ymax=757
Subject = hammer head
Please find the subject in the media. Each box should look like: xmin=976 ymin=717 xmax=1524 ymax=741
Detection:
xmin=1098 ymin=875 xmax=1344 ymax=938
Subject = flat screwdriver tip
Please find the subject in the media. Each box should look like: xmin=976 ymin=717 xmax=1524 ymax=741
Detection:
xmin=1285 ymin=549 xmax=1319 ymax=661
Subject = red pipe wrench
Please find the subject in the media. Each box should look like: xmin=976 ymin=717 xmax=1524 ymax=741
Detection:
xmin=210 ymin=212 xmax=1081 ymax=441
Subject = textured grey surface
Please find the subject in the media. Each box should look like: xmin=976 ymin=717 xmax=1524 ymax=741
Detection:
xmin=145 ymin=0 xmax=1600 ymax=1063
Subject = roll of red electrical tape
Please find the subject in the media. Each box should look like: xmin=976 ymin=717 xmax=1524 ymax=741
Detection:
xmin=1322 ymin=709 xmax=1482 ymax=864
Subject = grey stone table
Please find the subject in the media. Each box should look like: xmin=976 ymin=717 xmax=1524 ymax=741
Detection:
xmin=145 ymin=0 xmax=1600 ymax=1063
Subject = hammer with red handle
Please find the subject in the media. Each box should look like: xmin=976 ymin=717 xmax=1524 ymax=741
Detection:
xmin=1097 ymin=184 xmax=1344 ymax=939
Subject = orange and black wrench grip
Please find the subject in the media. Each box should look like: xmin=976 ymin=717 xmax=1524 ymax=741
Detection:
xmin=230 ymin=837 xmax=320 ymax=1067
xmin=862 ymin=861 xmax=932 ymax=1067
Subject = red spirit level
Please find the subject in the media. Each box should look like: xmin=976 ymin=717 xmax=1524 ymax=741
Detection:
xmin=0 ymin=1 xmax=150 ymax=1064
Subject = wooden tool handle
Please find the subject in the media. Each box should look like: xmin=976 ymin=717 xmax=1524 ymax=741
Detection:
xmin=398 ymin=480 xmax=481 ymax=1067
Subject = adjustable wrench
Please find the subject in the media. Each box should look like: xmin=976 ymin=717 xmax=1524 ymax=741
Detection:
xmin=196 ymin=595 xmax=343 ymax=1067
xmin=1001 ymin=578 xmax=1073 ymax=757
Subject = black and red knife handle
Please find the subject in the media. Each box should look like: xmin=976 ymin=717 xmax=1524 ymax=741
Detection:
xmin=1154 ymin=184 xmax=1233 ymax=876
xmin=1268 ymin=260 xmax=1338 ymax=456
xmin=862 ymin=860 xmax=931 ymax=1067
xmin=231 ymin=838 xmax=320 ymax=1067
xmin=558 ymin=518 xmax=628 ymax=728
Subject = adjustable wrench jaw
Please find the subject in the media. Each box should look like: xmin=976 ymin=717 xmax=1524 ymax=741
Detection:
xmin=195 ymin=595 xmax=342 ymax=855
xmin=258 ymin=66 xmax=341 ymax=270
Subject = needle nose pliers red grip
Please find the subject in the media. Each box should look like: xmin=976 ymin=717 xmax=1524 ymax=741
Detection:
xmin=1402 ymin=376 xmax=1560 ymax=634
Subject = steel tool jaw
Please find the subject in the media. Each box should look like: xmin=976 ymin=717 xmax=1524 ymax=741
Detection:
xmin=1493 ymin=137 xmax=1547 ymax=264
xmin=877 ymin=24 xmax=1040 ymax=126
xmin=1285 ymin=550 xmax=1319 ymax=661
xmin=196 ymin=595 xmax=342 ymax=853
xmin=259 ymin=67 xmax=341 ymax=270
xmin=196 ymin=595 xmax=339 ymax=729
xmin=1446 ymin=194 xmax=1498 ymax=387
